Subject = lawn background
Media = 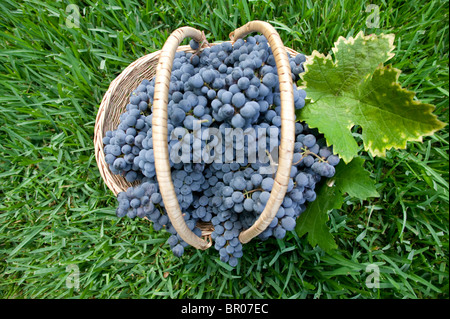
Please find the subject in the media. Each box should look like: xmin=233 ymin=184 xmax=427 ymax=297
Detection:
xmin=0 ymin=0 xmax=448 ymax=299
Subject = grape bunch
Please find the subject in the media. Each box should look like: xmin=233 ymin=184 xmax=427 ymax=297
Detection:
xmin=102 ymin=34 xmax=340 ymax=267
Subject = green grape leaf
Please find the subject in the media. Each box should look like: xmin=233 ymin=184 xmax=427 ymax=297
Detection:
xmin=333 ymin=157 xmax=379 ymax=200
xmin=295 ymin=182 xmax=341 ymax=253
xmin=295 ymin=158 xmax=379 ymax=252
xmin=299 ymin=31 xmax=446 ymax=163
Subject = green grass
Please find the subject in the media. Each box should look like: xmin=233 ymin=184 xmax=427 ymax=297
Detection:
xmin=0 ymin=0 xmax=448 ymax=299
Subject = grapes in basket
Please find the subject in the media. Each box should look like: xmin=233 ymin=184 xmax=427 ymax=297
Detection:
xmin=102 ymin=34 xmax=340 ymax=267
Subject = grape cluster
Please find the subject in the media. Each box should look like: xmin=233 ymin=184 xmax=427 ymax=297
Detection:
xmin=103 ymin=34 xmax=340 ymax=267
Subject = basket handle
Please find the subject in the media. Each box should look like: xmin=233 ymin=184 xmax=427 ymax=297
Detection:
xmin=152 ymin=26 xmax=211 ymax=250
xmin=229 ymin=21 xmax=295 ymax=244
xmin=152 ymin=21 xmax=295 ymax=249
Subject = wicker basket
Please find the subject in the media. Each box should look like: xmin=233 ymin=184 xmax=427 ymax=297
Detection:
xmin=94 ymin=21 xmax=297 ymax=251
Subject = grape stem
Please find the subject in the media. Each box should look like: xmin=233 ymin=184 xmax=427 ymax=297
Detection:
xmin=292 ymin=147 xmax=325 ymax=165
xmin=244 ymin=188 xmax=263 ymax=198
xmin=265 ymin=149 xmax=278 ymax=178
